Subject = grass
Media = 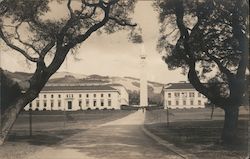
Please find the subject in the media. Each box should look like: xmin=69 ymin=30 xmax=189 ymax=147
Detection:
xmin=12 ymin=110 xmax=134 ymax=130
xmin=145 ymin=108 xmax=249 ymax=159
xmin=0 ymin=110 xmax=135 ymax=159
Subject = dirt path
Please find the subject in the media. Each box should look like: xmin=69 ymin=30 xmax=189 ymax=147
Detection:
xmin=27 ymin=111 xmax=182 ymax=159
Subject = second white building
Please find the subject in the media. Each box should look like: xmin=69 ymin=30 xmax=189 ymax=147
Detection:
xmin=162 ymin=83 xmax=208 ymax=109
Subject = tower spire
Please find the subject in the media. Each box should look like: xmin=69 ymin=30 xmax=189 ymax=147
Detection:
xmin=140 ymin=44 xmax=148 ymax=107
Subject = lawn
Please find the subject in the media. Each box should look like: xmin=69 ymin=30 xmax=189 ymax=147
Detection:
xmin=144 ymin=107 xmax=249 ymax=159
xmin=0 ymin=110 xmax=135 ymax=159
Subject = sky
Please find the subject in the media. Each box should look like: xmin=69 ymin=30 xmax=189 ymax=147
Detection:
xmin=0 ymin=1 xmax=186 ymax=84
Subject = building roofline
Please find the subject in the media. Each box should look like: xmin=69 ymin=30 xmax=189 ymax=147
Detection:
xmin=40 ymin=85 xmax=119 ymax=92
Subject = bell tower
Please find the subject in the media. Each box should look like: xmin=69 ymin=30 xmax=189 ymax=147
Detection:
xmin=140 ymin=44 xmax=148 ymax=107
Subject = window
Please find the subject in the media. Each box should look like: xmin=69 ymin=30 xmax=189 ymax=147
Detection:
xmin=101 ymin=94 xmax=104 ymax=98
xmin=176 ymin=100 xmax=179 ymax=105
xmin=51 ymin=100 xmax=54 ymax=107
xmin=174 ymin=92 xmax=180 ymax=97
xmin=101 ymin=99 xmax=104 ymax=106
xmin=198 ymin=100 xmax=201 ymax=105
xmin=183 ymin=100 xmax=186 ymax=105
xmin=79 ymin=94 xmax=82 ymax=98
xmin=43 ymin=100 xmax=47 ymax=107
xmin=86 ymin=99 xmax=89 ymax=107
xmin=79 ymin=100 xmax=82 ymax=107
xmin=51 ymin=94 xmax=54 ymax=98
xmin=44 ymin=94 xmax=46 ymax=98
xmin=58 ymin=100 xmax=61 ymax=107
xmin=93 ymin=100 xmax=97 ymax=107
xmin=29 ymin=103 xmax=32 ymax=108
xmin=167 ymin=101 xmax=171 ymax=106
xmin=189 ymin=92 xmax=195 ymax=97
xmin=67 ymin=94 xmax=73 ymax=98
xmin=58 ymin=94 xmax=61 ymax=98
xmin=108 ymin=99 xmax=111 ymax=106
xmin=108 ymin=94 xmax=111 ymax=98
xmin=198 ymin=93 xmax=201 ymax=97
xmin=190 ymin=100 xmax=194 ymax=105
xmin=168 ymin=93 xmax=171 ymax=98
xmin=36 ymin=100 xmax=39 ymax=107
xmin=182 ymin=92 xmax=187 ymax=97
xmin=93 ymin=94 xmax=96 ymax=98
xmin=86 ymin=94 xmax=89 ymax=98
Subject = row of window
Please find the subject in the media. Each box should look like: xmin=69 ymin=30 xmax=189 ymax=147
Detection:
xmin=30 ymin=99 xmax=112 ymax=108
xmin=167 ymin=100 xmax=202 ymax=106
xmin=38 ymin=93 xmax=112 ymax=99
xmin=167 ymin=92 xmax=202 ymax=98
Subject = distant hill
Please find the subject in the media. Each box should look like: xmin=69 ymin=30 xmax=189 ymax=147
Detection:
xmin=50 ymin=72 xmax=87 ymax=79
xmin=2 ymin=70 xmax=164 ymax=105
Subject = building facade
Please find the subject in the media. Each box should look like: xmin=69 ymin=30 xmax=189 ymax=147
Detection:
xmin=162 ymin=83 xmax=208 ymax=109
xmin=24 ymin=85 xmax=125 ymax=111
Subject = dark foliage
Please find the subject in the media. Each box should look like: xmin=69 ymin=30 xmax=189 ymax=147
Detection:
xmin=0 ymin=69 xmax=22 ymax=114
xmin=154 ymin=0 xmax=249 ymax=144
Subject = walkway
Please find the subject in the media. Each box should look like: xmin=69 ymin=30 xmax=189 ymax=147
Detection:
xmin=27 ymin=111 xmax=182 ymax=159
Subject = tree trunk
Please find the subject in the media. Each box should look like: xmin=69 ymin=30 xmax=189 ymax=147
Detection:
xmin=210 ymin=104 xmax=215 ymax=120
xmin=0 ymin=91 xmax=37 ymax=145
xmin=221 ymin=106 xmax=239 ymax=144
xmin=0 ymin=48 xmax=69 ymax=145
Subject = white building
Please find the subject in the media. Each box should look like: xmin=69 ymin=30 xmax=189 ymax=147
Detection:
xmin=25 ymin=85 xmax=125 ymax=111
xmin=162 ymin=83 xmax=208 ymax=109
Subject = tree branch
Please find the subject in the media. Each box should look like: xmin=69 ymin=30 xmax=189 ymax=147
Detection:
xmin=67 ymin=0 xmax=73 ymax=18
xmin=83 ymin=0 xmax=100 ymax=8
xmin=66 ymin=3 xmax=111 ymax=48
xmin=109 ymin=17 xmax=136 ymax=27
xmin=0 ymin=27 xmax=38 ymax=62
xmin=40 ymin=41 xmax=55 ymax=57
xmin=172 ymin=0 xmax=228 ymax=108
xmin=232 ymin=1 xmax=249 ymax=79
xmin=203 ymin=50 xmax=234 ymax=80
xmin=78 ymin=6 xmax=97 ymax=20
xmin=14 ymin=22 xmax=40 ymax=54
xmin=103 ymin=0 xmax=119 ymax=6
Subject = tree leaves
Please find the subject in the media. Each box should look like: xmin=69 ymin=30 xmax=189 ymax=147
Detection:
xmin=155 ymin=0 xmax=249 ymax=107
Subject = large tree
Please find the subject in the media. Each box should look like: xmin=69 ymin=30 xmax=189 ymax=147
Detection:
xmin=155 ymin=0 xmax=248 ymax=144
xmin=0 ymin=0 xmax=140 ymax=144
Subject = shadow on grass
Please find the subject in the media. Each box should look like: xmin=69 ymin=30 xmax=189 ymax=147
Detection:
xmin=144 ymin=120 xmax=248 ymax=159
xmin=7 ymin=129 xmax=85 ymax=146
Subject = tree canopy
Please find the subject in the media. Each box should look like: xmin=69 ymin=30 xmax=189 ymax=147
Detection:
xmin=0 ymin=0 xmax=140 ymax=64
xmin=154 ymin=0 xmax=249 ymax=143
xmin=155 ymin=0 xmax=248 ymax=108
xmin=0 ymin=0 xmax=141 ymax=144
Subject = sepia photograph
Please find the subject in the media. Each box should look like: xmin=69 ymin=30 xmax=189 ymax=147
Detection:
xmin=0 ymin=0 xmax=249 ymax=159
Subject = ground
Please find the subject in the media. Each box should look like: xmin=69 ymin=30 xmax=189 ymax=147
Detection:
xmin=145 ymin=107 xmax=249 ymax=159
xmin=0 ymin=107 xmax=249 ymax=159
xmin=0 ymin=110 xmax=133 ymax=159
xmin=1 ymin=110 xmax=181 ymax=159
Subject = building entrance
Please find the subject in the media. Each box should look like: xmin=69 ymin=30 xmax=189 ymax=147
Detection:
xmin=68 ymin=101 xmax=72 ymax=110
